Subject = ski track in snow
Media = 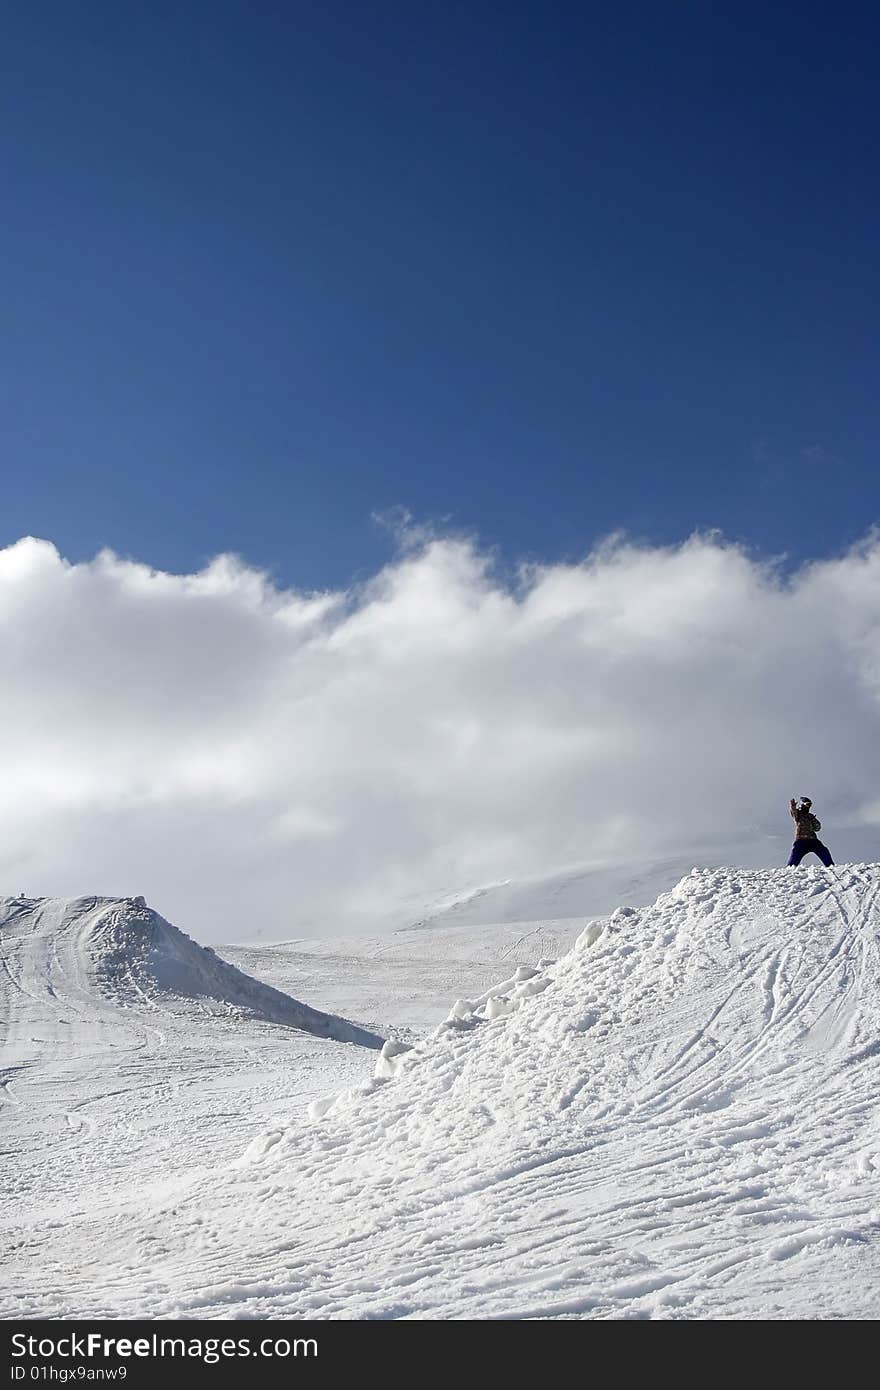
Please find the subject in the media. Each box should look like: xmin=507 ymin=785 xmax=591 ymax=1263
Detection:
xmin=2 ymin=869 xmax=880 ymax=1319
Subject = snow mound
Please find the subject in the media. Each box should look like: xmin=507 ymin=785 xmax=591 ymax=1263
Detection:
xmin=0 ymin=895 xmax=382 ymax=1048
xmin=273 ymin=865 xmax=880 ymax=1318
xmin=324 ymin=865 xmax=880 ymax=1120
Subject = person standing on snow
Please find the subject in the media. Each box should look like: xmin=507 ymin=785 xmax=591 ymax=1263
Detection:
xmin=788 ymin=797 xmax=834 ymax=867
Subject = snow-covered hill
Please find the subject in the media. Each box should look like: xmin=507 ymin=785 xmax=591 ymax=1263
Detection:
xmin=3 ymin=866 xmax=878 ymax=1318
xmin=0 ymin=894 xmax=384 ymax=1275
xmin=0 ymin=895 xmax=382 ymax=1052
xmin=395 ymin=854 xmax=715 ymax=931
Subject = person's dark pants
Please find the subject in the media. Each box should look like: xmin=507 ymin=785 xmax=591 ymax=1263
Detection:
xmin=788 ymin=838 xmax=834 ymax=867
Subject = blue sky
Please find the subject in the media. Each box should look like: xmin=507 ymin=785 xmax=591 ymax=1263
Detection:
xmin=2 ymin=2 xmax=878 ymax=589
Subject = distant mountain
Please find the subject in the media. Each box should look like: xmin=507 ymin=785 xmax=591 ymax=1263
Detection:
xmin=396 ymin=828 xmax=879 ymax=934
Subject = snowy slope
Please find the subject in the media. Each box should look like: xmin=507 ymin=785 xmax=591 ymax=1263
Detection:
xmin=4 ymin=866 xmax=879 ymax=1319
xmin=396 ymin=855 xmax=712 ymax=931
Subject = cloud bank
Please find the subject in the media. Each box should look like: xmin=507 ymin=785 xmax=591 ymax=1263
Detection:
xmin=1 ymin=530 xmax=879 ymax=940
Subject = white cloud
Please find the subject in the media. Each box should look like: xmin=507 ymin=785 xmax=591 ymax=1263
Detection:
xmin=1 ymin=529 xmax=879 ymax=940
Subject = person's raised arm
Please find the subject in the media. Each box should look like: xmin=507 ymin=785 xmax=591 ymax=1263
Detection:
xmin=790 ymin=797 xmax=798 ymax=821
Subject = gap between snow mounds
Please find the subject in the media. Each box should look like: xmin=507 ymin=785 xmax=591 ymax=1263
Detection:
xmin=0 ymin=895 xmax=383 ymax=1049
xmin=305 ymin=900 xmax=639 ymax=1121
xmin=308 ymin=957 xmax=563 ymax=1120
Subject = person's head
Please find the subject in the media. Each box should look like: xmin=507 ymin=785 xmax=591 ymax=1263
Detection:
xmin=800 ymin=797 xmax=813 ymax=810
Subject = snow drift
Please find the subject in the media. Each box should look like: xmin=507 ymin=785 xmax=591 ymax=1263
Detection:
xmin=0 ymin=895 xmax=382 ymax=1049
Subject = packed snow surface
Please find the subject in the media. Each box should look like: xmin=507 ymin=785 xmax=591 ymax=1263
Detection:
xmin=3 ymin=868 xmax=880 ymax=1319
